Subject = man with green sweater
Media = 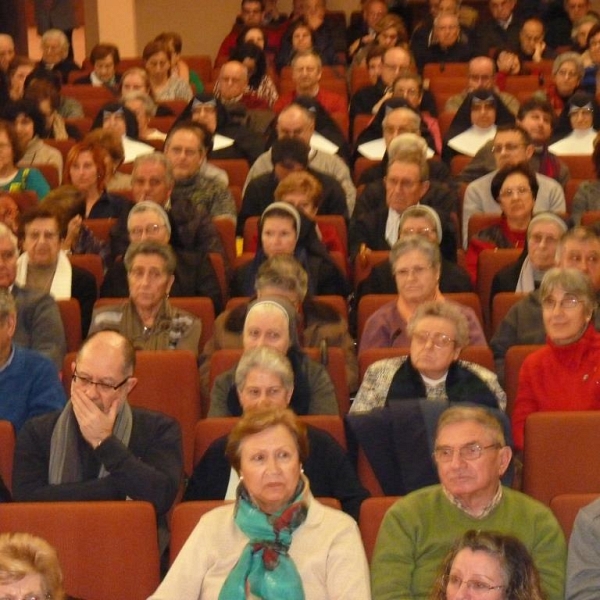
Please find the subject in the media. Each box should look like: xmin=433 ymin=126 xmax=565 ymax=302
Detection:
xmin=371 ymin=406 xmax=566 ymax=600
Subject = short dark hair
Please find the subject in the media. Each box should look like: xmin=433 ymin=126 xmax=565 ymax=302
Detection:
xmin=494 ymin=123 xmax=533 ymax=146
xmin=89 ymin=43 xmax=120 ymax=65
xmin=2 ymin=98 xmax=46 ymax=138
xmin=491 ymin=162 xmax=539 ymax=202
xmin=165 ymin=120 xmax=213 ymax=154
xmin=18 ymin=206 xmax=61 ymax=241
xmin=271 ymin=137 xmax=309 ymax=168
xmin=517 ymin=96 xmax=555 ymax=125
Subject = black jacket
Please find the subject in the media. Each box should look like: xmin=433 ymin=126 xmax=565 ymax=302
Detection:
xmin=238 ymin=168 xmax=349 ymax=236
xmin=183 ymin=425 xmax=369 ymax=521
xmin=100 ymin=249 xmax=223 ymax=313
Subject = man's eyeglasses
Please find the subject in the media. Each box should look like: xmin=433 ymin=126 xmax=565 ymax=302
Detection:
xmin=128 ymin=223 xmax=166 ymax=237
xmin=411 ymin=330 xmax=455 ymax=348
xmin=434 ymin=442 xmax=501 ymax=462
xmin=73 ymin=371 xmax=131 ymax=394
xmin=490 ymin=142 xmax=525 ymax=154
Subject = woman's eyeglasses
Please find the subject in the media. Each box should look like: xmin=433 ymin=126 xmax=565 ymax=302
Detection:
xmin=411 ymin=330 xmax=455 ymax=348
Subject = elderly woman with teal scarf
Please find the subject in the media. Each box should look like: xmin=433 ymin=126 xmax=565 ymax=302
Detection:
xmin=148 ymin=407 xmax=371 ymax=600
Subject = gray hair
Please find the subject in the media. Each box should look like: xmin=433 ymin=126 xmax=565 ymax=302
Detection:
xmin=123 ymin=240 xmax=177 ymax=275
xmin=255 ymin=255 xmax=308 ymax=301
xmin=122 ymin=91 xmax=158 ymax=117
xmin=436 ymin=406 xmax=506 ymax=446
xmin=0 ymin=222 xmax=18 ymax=252
xmin=433 ymin=11 xmax=459 ymax=27
xmin=220 ymin=60 xmax=249 ymax=83
xmin=127 ymin=200 xmax=172 ymax=236
xmin=383 ymin=108 xmax=422 ymax=135
xmin=540 ymin=267 xmax=597 ymax=315
xmin=234 ymin=346 xmax=294 ymax=392
xmin=387 ymin=147 xmax=429 ymax=181
xmin=407 ymin=300 xmax=470 ymax=348
xmin=527 ymin=212 xmax=567 ymax=239
xmin=388 ymin=131 xmax=427 ymax=158
xmin=389 ymin=230 xmax=441 ymax=270
xmin=41 ymin=29 xmax=69 ymax=51
xmin=398 ymin=205 xmax=442 ymax=242
xmin=552 ymin=51 xmax=584 ymax=79
xmin=0 ymin=289 xmax=16 ymax=323
xmin=132 ymin=152 xmax=174 ymax=187
xmin=291 ymin=49 xmax=322 ymax=69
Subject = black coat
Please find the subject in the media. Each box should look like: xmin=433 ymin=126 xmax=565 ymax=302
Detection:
xmin=100 ymin=249 xmax=223 ymax=313
xmin=71 ymin=265 xmax=98 ymax=337
xmin=238 ymin=168 xmax=349 ymax=236
xmin=350 ymin=181 xmax=458 ymax=261
xmin=183 ymin=425 xmax=369 ymax=520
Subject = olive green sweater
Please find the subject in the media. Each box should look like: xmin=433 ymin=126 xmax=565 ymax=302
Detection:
xmin=371 ymin=485 xmax=566 ymax=600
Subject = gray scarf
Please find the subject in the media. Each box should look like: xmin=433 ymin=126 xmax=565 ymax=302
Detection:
xmin=48 ymin=401 xmax=133 ymax=483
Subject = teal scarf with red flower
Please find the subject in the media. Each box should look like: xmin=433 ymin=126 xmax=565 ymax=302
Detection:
xmin=218 ymin=477 xmax=309 ymax=600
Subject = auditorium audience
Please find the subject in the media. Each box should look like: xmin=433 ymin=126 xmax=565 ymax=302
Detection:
xmin=199 ymin=254 xmax=357 ymax=395
xmin=491 ymin=226 xmax=600 ymax=380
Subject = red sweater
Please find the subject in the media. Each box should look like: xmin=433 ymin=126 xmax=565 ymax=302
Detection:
xmin=273 ymin=87 xmax=348 ymax=115
xmin=512 ymin=324 xmax=600 ymax=450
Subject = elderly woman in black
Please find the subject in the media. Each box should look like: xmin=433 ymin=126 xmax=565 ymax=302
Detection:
xmin=231 ymin=201 xmax=350 ymax=298
xmin=352 ymin=301 xmax=505 ymax=413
